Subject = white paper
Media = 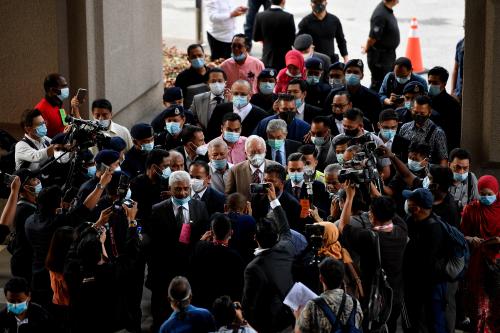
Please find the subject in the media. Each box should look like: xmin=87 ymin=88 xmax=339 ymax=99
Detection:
xmin=283 ymin=282 xmax=318 ymax=311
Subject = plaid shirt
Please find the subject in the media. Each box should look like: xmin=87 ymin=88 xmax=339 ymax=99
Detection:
xmin=296 ymin=289 xmax=363 ymax=333
xmin=399 ymin=119 xmax=448 ymax=162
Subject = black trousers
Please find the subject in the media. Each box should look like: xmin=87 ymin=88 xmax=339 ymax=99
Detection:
xmin=207 ymin=32 xmax=232 ymax=61
xmin=243 ymin=0 xmax=271 ymax=47
xmin=367 ymin=47 xmax=396 ymax=92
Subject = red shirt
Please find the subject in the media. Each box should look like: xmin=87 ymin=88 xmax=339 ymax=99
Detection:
xmin=34 ymin=97 xmax=65 ymax=137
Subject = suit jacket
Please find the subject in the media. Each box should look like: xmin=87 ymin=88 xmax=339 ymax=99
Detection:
xmin=315 ymin=137 xmax=338 ymax=171
xmin=225 ymin=159 xmax=280 ymax=200
xmin=265 ymin=139 xmax=302 ymax=166
xmin=253 ymin=115 xmax=311 ymax=142
xmin=251 ymin=190 xmax=302 ymax=233
xmin=284 ymin=179 xmax=330 ymax=218
xmin=206 ymin=102 xmax=268 ymax=141
xmin=253 ymin=8 xmax=296 ymax=71
xmin=200 ymin=186 xmax=226 ymax=218
xmin=146 ymin=198 xmax=210 ymax=287
xmin=190 ymin=91 xmax=212 ymax=129
xmin=302 ymin=103 xmax=325 ymax=124
xmin=242 ymin=205 xmax=295 ymax=333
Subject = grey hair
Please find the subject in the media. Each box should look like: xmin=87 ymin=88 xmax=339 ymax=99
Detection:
xmin=245 ymin=135 xmax=266 ymax=152
xmin=232 ymin=79 xmax=252 ymax=92
xmin=169 ymin=170 xmax=191 ymax=187
xmin=324 ymin=163 xmax=342 ymax=175
xmin=168 ymin=149 xmax=184 ymax=160
xmin=208 ymin=138 xmax=228 ymax=152
xmin=266 ymin=119 xmax=288 ymax=134
xmin=345 ymin=145 xmax=362 ymax=154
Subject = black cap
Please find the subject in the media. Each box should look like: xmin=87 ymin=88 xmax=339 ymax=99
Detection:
xmin=51 ymin=133 xmax=68 ymax=145
xmin=305 ymin=57 xmax=324 ymax=70
xmin=95 ymin=149 xmax=120 ymax=166
xmin=104 ymin=137 xmax=127 ymax=152
xmin=80 ymin=150 xmax=95 ymax=163
xmin=130 ymin=123 xmax=154 ymax=140
xmin=403 ymin=81 xmax=425 ymax=94
xmin=163 ymin=87 xmax=183 ymax=102
xmin=162 ymin=105 xmax=185 ymax=119
xmin=402 ymin=188 xmax=434 ymax=209
xmin=329 ymin=62 xmax=345 ymax=72
xmin=258 ymin=68 xmax=277 ymax=79
xmin=344 ymin=59 xmax=364 ymax=72
xmin=293 ymin=34 xmax=313 ymax=51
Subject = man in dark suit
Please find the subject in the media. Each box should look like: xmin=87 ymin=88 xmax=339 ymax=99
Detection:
xmin=307 ymin=116 xmax=337 ymax=171
xmin=286 ymin=78 xmax=325 ymax=124
xmin=189 ymin=160 xmax=225 ymax=217
xmin=174 ymin=124 xmax=207 ymax=171
xmin=377 ymin=108 xmax=410 ymax=165
xmin=264 ymin=118 xmax=302 ymax=167
xmin=242 ymin=182 xmax=295 ymax=333
xmin=253 ymin=0 xmax=295 ymax=71
xmin=284 ymin=153 xmax=330 ymax=219
xmin=304 ymin=58 xmax=332 ymax=109
xmin=207 ymin=80 xmax=268 ymax=141
xmin=145 ymin=170 xmax=210 ymax=331
xmin=252 ymin=164 xmax=302 ymax=232
xmin=326 ymin=90 xmax=375 ymax=135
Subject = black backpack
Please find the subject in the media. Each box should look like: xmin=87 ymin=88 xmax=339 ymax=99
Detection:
xmin=367 ymin=231 xmax=393 ymax=333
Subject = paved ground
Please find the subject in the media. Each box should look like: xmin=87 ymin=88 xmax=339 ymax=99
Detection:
xmin=162 ymin=0 xmax=465 ymax=89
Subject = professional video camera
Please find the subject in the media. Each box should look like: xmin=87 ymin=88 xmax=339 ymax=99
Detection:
xmin=65 ymin=116 xmax=110 ymax=151
xmin=304 ymin=224 xmax=325 ymax=266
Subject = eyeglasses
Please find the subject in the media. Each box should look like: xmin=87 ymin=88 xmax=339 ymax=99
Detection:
xmin=332 ymin=103 xmax=348 ymax=109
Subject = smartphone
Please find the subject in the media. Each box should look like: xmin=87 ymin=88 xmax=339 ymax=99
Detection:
xmin=76 ymin=88 xmax=88 ymax=104
xmin=2 ymin=173 xmax=15 ymax=187
xmin=249 ymin=183 xmax=270 ymax=194
xmin=394 ymin=95 xmax=404 ymax=104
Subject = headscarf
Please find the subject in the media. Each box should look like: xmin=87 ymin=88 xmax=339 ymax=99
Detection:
xmin=274 ymin=50 xmax=306 ymax=93
xmin=316 ymin=222 xmax=342 ymax=260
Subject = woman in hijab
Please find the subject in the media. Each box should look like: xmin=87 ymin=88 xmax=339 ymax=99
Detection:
xmin=274 ymin=50 xmax=306 ymax=93
xmin=461 ymin=175 xmax=500 ymax=333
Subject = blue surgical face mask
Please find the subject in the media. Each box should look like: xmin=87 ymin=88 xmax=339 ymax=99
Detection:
xmin=381 ymin=129 xmax=397 ymax=141
xmin=396 ymin=75 xmax=411 ymax=85
xmin=87 ymin=165 xmax=97 ymax=178
xmin=223 ymin=131 xmax=240 ymax=143
xmin=345 ymin=73 xmax=361 ymax=86
xmin=35 ymin=123 xmax=48 ymax=138
xmin=267 ymin=139 xmax=284 ymax=150
xmin=211 ymin=159 xmax=227 ymax=170
xmin=428 ymin=84 xmax=442 ymax=97
xmin=453 ymin=172 xmax=468 ymax=183
xmin=58 ymin=87 xmax=70 ymax=101
xmin=162 ymin=167 xmax=172 ymax=179
xmin=407 ymin=158 xmax=424 ymax=172
xmin=311 ymin=136 xmax=325 ymax=146
xmin=172 ymin=196 xmax=191 ymax=206
xmin=306 ymin=75 xmax=320 ymax=85
xmin=33 ymin=183 xmax=43 ymax=195
xmin=295 ymin=98 xmax=303 ymax=109
xmin=259 ymin=82 xmax=275 ymax=95
xmin=165 ymin=122 xmax=182 ymax=135
xmin=336 ymin=153 xmax=344 ymax=165
xmin=190 ymin=57 xmax=205 ymax=69
xmin=422 ymin=176 xmax=430 ymax=189
xmin=232 ymin=53 xmax=247 ymax=62
xmin=232 ymin=95 xmax=248 ymax=109
xmin=290 ymin=172 xmax=304 ymax=183
xmin=479 ymin=195 xmax=497 ymax=206
xmin=141 ymin=142 xmax=154 ymax=152
xmin=404 ymin=101 xmax=412 ymax=109
xmin=97 ymin=119 xmax=111 ymax=129
xmin=7 ymin=301 xmax=28 ymax=316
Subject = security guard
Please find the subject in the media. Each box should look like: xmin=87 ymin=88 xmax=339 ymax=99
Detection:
xmin=250 ymin=68 xmax=278 ymax=113
xmin=151 ymin=87 xmax=195 ymax=134
xmin=304 ymin=57 xmax=331 ymax=109
xmin=154 ymin=105 xmax=186 ymax=151
xmin=396 ymin=81 xmax=441 ymax=125
xmin=121 ymin=123 xmax=155 ymax=178
xmin=363 ymin=0 xmax=400 ymax=91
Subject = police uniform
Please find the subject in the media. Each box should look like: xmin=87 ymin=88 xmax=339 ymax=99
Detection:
xmin=154 ymin=105 xmax=185 ymax=151
xmin=249 ymin=68 xmax=278 ymax=113
xmin=151 ymin=87 xmax=195 ymax=133
xmin=396 ymin=81 xmax=442 ymax=125
xmin=304 ymin=57 xmax=332 ymax=110
xmin=121 ymin=124 xmax=154 ymax=178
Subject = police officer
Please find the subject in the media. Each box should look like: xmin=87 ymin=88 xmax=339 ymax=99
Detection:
xmin=363 ymin=0 xmax=400 ymax=91
xmin=304 ymin=57 xmax=331 ymax=109
xmin=151 ymin=87 xmax=195 ymax=134
xmin=154 ymin=105 xmax=186 ymax=151
xmin=250 ymin=68 xmax=278 ymax=113
xmin=121 ymin=123 xmax=155 ymax=179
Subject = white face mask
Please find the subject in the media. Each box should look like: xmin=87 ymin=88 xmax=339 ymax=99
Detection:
xmin=209 ymin=82 xmax=225 ymax=96
xmin=249 ymin=153 xmax=265 ymax=167
xmin=191 ymin=178 xmax=206 ymax=193
xmin=54 ymin=150 xmax=71 ymax=164
xmin=196 ymin=144 xmax=208 ymax=156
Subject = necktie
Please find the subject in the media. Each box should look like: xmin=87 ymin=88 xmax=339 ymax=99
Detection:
xmin=193 ymin=193 xmax=200 ymax=200
xmin=215 ymin=96 xmax=223 ymax=104
xmin=275 ymin=150 xmax=283 ymax=165
xmin=176 ymin=206 xmax=184 ymax=226
xmin=252 ymin=169 xmax=261 ymax=184
xmin=293 ymin=186 xmax=301 ymax=199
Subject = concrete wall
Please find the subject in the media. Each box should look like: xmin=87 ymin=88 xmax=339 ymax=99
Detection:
xmin=462 ymin=0 xmax=500 ymax=177
xmin=0 ymin=0 xmax=163 ymax=138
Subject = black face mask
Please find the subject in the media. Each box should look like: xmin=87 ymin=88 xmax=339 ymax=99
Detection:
xmin=344 ymin=128 xmax=360 ymax=138
xmin=279 ymin=111 xmax=296 ymax=125
xmin=412 ymin=114 xmax=429 ymax=125
xmin=313 ymin=3 xmax=326 ymax=13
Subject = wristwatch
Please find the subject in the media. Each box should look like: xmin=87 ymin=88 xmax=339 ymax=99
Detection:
xmin=96 ymin=183 xmax=105 ymax=190
xmin=128 ymin=220 xmax=138 ymax=228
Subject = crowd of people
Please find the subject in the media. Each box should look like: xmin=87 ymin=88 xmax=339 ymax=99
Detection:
xmin=0 ymin=0 xmax=496 ymax=333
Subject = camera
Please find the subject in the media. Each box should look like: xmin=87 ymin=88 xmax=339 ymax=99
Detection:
xmin=112 ymin=173 xmax=132 ymax=214
xmin=249 ymin=183 xmax=270 ymax=194
xmin=305 ymin=224 xmax=325 ymax=266
xmin=65 ymin=115 xmax=110 ymax=151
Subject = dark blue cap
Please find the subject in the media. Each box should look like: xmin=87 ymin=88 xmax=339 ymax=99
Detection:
xmin=258 ymin=68 xmax=277 ymax=79
xmin=329 ymin=62 xmax=345 ymax=72
xmin=402 ymin=188 xmax=434 ymax=209
xmin=104 ymin=137 xmax=127 ymax=152
xmin=80 ymin=149 xmax=95 ymax=163
xmin=130 ymin=123 xmax=153 ymax=140
xmin=163 ymin=87 xmax=183 ymax=102
xmin=162 ymin=104 xmax=185 ymax=119
xmin=305 ymin=57 xmax=324 ymax=70
xmin=51 ymin=133 xmax=68 ymax=145
xmin=345 ymin=59 xmax=364 ymax=72
xmin=403 ymin=81 xmax=426 ymax=94
xmin=95 ymin=149 xmax=120 ymax=166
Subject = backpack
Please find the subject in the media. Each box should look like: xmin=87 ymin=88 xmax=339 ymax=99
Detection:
xmin=367 ymin=231 xmax=393 ymax=333
xmin=313 ymin=291 xmax=362 ymax=333
xmin=433 ymin=214 xmax=470 ymax=281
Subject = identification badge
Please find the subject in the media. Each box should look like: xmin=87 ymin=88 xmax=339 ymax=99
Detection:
xmin=179 ymin=223 xmax=192 ymax=244
xmin=300 ymin=199 xmax=310 ymax=218
xmin=59 ymin=109 xmax=68 ymax=126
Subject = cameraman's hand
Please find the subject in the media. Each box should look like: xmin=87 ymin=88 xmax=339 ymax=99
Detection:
xmin=309 ymin=206 xmax=322 ymax=222
xmin=376 ymin=145 xmax=393 ymax=159
xmin=10 ymin=176 xmax=21 ymax=193
xmin=98 ymin=227 xmax=107 ymax=244
xmin=99 ymin=168 xmax=113 ymax=187
xmin=345 ymin=180 xmax=356 ymax=199
xmin=330 ymin=197 xmax=341 ymax=219
xmin=123 ymin=201 xmax=138 ymax=222
xmin=266 ymin=182 xmax=277 ymax=202
xmin=96 ymin=206 xmax=113 ymax=227
xmin=71 ymin=96 xmax=80 ymax=109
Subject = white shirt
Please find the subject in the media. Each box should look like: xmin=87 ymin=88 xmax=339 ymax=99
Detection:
xmin=270 ymin=5 xmax=283 ymax=9
xmin=233 ymin=103 xmax=253 ymax=122
xmin=15 ymin=134 xmax=51 ymax=171
xmin=191 ymin=186 xmax=208 ymax=200
xmin=335 ymin=118 xmax=344 ymax=134
xmin=249 ymin=162 xmax=266 ymax=182
xmin=172 ymin=199 xmax=190 ymax=224
xmin=107 ymin=121 xmax=133 ymax=151
xmin=206 ymin=0 xmax=236 ymax=43
xmin=292 ymin=180 xmax=304 ymax=188
xmin=380 ymin=134 xmax=394 ymax=151
xmin=295 ymin=103 xmax=305 ymax=121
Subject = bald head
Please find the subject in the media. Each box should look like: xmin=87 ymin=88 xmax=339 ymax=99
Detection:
xmin=168 ymin=150 xmax=185 ymax=171
xmin=231 ymin=80 xmax=252 ymax=97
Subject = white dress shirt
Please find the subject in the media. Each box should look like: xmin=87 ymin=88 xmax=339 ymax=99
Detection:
xmin=205 ymin=0 xmax=236 ymax=43
xmin=233 ymin=103 xmax=253 ymax=122
xmin=172 ymin=199 xmax=190 ymax=224
xmin=14 ymin=134 xmax=51 ymax=171
xmin=295 ymin=103 xmax=305 ymax=121
xmin=107 ymin=121 xmax=133 ymax=151
xmin=335 ymin=118 xmax=344 ymax=134
xmin=191 ymin=186 xmax=208 ymax=200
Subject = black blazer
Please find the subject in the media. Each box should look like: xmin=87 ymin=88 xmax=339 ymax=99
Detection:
xmin=206 ymin=102 xmax=268 ymax=141
xmin=200 ymin=186 xmax=226 ymax=218
xmin=284 ymin=179 xmax=330 ymax=218
xmin=253 ymin=8 xmax=296 ymax=71
xmin=146 ymin=198 xmax=210 ymax=287
xmin=325 ymin=114 xmax=375 ymax=136
xmin=303 ymin=103 xmax=325 ymax=124
xmin=242 ymin=205 xmax=295 ymax=333
xmin=265 ymin=139 xmax=302 ymax=165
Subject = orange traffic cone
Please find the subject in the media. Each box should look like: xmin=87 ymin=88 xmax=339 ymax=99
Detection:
xmin=405 ymin=17 xmax=425 ymax=73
